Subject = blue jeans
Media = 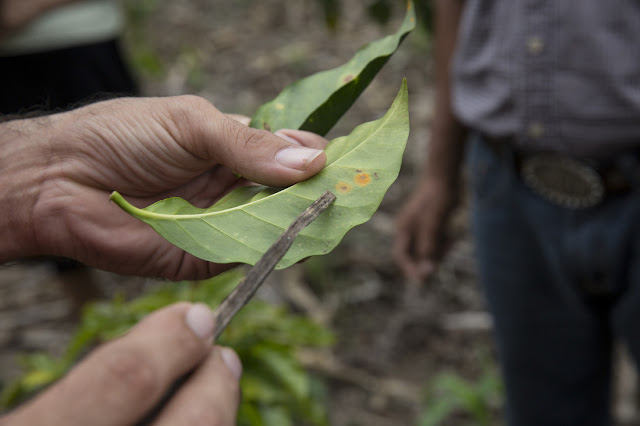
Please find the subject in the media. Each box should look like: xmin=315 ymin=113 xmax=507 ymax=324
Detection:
xmin=467 ymin=134 xmax=640 ymax=426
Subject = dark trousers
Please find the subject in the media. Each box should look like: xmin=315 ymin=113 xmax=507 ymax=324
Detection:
xmin=0 ymin=38 xmax=137 ymax=114
xmin=467 ymin=134 xmax=640 ymax=426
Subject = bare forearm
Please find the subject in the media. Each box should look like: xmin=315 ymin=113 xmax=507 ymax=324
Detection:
xmin=0 ymin=117 xmax=53 ymax=261
xmin=423 ymin=0 xmax=467 ymax=185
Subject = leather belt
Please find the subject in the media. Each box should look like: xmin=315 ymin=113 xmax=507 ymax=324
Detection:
xmin=483 ymin=137 xmax=640 ymax=209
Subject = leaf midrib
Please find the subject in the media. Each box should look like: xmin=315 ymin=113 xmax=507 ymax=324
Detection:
xmin=123 ymin=92 xmax=402 ymax=222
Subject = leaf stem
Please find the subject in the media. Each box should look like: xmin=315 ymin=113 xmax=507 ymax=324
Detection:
xmin=109 ymin=191 xmax=145 ymax=217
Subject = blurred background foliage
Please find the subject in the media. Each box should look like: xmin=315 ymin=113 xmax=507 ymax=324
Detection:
xmin=121 ymin=0 xmax=433 ymax=85
xmin=319 ymin=0 xmax=433 ymax=31
xmin=1 ymin=269 xmax=334 ymax=426
xmin=418 ymin=354 xmax=503 ymax=426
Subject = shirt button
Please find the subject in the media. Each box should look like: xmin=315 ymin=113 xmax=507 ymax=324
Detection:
xmin=528 ymin=122 xmax=545 ymax=139
xmin=527 ymin=36 xmax=544 ymax=55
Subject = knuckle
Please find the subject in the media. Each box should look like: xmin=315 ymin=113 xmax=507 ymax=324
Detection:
xmin=166 ymin=95 xmax=219 ymax=145
xmin=182 ymin=384 xmax=240 ymax=426
xmin=223 ymin=368 xmax=242 ymax=407
xmin=232 ymin=124 xmax=269 ymax=151
xmin=219 ymin=122 xmax=273 ymax=171
xmin=175 ymin=94 xmax=214 ymax=112
xmin=231 ymin=378 xmax=241 ymax=404
xmin=183 ymin=409 xmax=226 ymax=426
xmin=173 ymin=322 xmax=206 ymax=356
xmin=100 ymin=346 xmax=158 ymax=399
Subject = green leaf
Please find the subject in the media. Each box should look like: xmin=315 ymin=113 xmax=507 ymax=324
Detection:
xmin=111 ymin=79 xmax=409 ymax=269
xmin=248 ymin=0 xmax=415 ymax=135
xmin=260 ymin=406 xmax=294 ymax=426
xmin=241 ymin=373 xmax=291 ymax=404
xmin=250 ymin=346 xmax=309 ymax=400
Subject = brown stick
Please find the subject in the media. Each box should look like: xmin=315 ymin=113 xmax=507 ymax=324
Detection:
xmin=136 ymin=190 xmax=336 ymax=426
xmin=212 ymin=190 xmax=336 ymax=339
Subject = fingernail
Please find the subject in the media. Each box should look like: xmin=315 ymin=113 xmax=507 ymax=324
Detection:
xmin=275 ymin=131 xmax=302 ymax=146
xmin=185 ymin=303 xmax=215 ymax=339
xmin=220 ymin=347 xmax=243 ymax=379
xmin=276 ymin=147 xmax=323 ymax=171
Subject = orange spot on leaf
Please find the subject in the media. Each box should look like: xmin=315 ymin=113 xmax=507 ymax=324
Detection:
xmin=335 ymin=182 xmax=352 ymax=194
xmin=354 ymin=172 xmax=372 ymax=187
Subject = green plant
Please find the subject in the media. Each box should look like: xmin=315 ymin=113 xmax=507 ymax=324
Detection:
xmin=111 ymin=79 xmax=409 ymax=269
xmin=249 ymin=2 xmax=414 ymax=136
xmin=318 ymin=0 xmax=432 ymax=32
xmin=112 ymin=2 xmax=415 ymax=270
xmin=418 ymin=356 xmax=504 ymax=426
xmin=1 ymin=269 xmax=334 ymax=426
xmin=122 ymin=0 xmax=165 ymax=78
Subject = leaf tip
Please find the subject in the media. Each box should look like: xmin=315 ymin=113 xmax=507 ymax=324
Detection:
xmin=398 ymin=78 xmax=409 ymax=99
xmin=405 ymin=0 xmax=417 ymax=29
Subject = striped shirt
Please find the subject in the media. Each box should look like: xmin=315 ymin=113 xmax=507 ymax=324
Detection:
xmin=451 ymin=0 xmax=640 ymax=157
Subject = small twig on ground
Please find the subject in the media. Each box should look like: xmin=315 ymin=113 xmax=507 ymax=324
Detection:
xmin=298 ymin=348 xmax=421 ymax=406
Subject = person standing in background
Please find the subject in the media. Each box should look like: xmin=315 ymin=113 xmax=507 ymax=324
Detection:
xmin=394 ymin=1 xmax=640 ymax=424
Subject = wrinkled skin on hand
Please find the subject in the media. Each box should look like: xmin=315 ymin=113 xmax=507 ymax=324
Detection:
xmin=0 ymin=95 xmax=328 ymax=279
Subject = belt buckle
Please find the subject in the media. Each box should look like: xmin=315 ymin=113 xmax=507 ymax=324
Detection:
xmin=521 ymin=154 xmax=605 ymax=209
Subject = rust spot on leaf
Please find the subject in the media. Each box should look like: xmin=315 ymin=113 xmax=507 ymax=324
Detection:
xmin=355 ymin=169 xmax=362 ymax=173
xmin=335 ymin=182 xmax=352 ymax=194
xmin=354 ymin=172 xmax=372 ymax=187
xmin=343 ymin=74 xmax=355 ymax=84
xmin=275 ymin=103 xmax=284 ymax=110
xmin=263 ymin=122 xmax=271 ymax=131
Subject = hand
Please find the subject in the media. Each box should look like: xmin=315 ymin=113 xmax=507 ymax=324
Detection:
xmin=0 ymin=95 xmax=328 ymax=279
xmin=393 ymin=177 xmax=459 ymax=283
xmin=1 ymin=302 xmax=242 ymax=426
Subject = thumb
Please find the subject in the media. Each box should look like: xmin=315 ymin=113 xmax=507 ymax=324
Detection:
xmin=206 ymin=113 xmax=328 ymax=187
